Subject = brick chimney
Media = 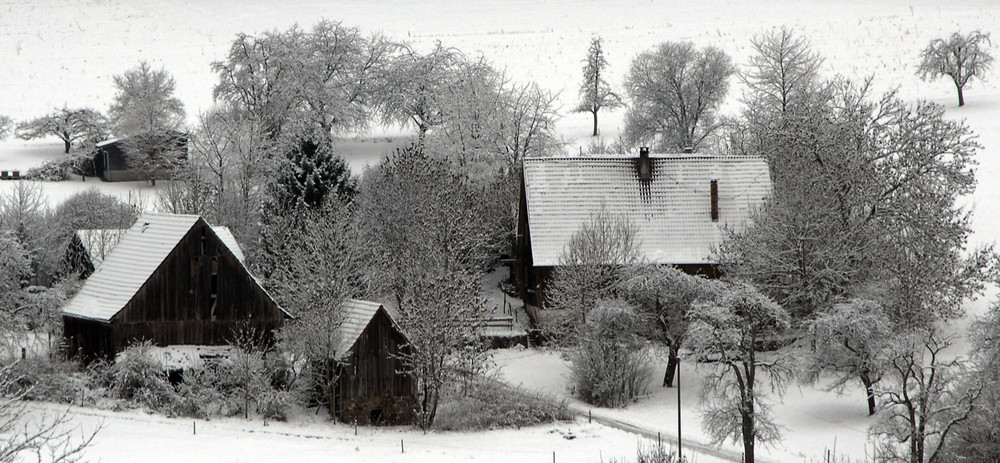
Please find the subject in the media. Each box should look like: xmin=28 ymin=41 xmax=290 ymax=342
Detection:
xmin=638 ymin=146 xmax=651 ymax=181
xmin=710 ymin=179 xmax=719 ymax=222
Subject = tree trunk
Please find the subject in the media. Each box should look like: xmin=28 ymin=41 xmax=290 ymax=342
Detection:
xmin=591 ymin=109 xmax=599 ymax=137
xmin=861 ymin=374 xmax=876 ymax=416
xmin=663 ymin=346 xmax=679 ymax=387
xmin=63 ymin=139 xmax=71 ymax=154
xmin=742 ymin=412 xmax=755 ymax=463
xmin=958 ymin=85 xmax=965 ymax=107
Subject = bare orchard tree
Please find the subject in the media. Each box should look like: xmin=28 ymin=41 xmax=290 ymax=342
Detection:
xmin=917 ymin=31 xmax=993 ymax=106
xmin=803 ymin=298 xmax=894 ymax=416
xmin=546 ymin=208 xmax=641 ymax=329
xmin=871 ymin=330 xmax=982 ymax=463
xmin=377 ymin=42 xmax=462 ymax=143
xmin=228 ymin=324 xmax=273 ymax=420
xmin=624 ymin=41 xmax=736 ymax=151
xmin=395 ymin=270 xmax=488 ymax=431
xmin=742 ymin=26 xmax=824 ymax=115
xmin=686 ymin=281 xmax=793 ymax=463
xmin=1 ymin=363 xmax=99 ymax=463
xmin=16 ymin=108 xmax=109 ymax=154
xmin=575 ymin=36 xmax=622 ymax=137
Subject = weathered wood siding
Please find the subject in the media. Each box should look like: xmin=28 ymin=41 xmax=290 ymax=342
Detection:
xmin=64 ymin=219 xmax=284 ymax=359
xmin=335 ymin=309 xmax=416 ymax=425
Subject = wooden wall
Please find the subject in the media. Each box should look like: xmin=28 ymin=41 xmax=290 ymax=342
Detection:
xmin=335 ymin=309 xmax=416 ymax=425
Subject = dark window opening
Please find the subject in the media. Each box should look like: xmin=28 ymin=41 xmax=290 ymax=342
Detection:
xmin=370 ymin=409 xmax=384 ymax=425
xmin=710 ymin=179 xmax=719 ymax=222
xmin=200 ymin=228 xmax=207 ymax=255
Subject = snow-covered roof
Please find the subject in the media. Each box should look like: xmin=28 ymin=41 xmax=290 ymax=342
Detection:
xmin=336 ymin=299 xmax=406 ymax=358
xmin=62 ymin=213 xmax=261 ymax=322
xmin=211 ymin=226 xmax=245 ymax=263
xmin=95 ymin=138 xmax=120 ymax=148
xmin=523 ymin=154 xmax=771 ymax=266
xmin=76 ymin=228 xmax=126 ymax=268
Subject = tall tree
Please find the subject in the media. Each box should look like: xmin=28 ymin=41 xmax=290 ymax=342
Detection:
xmin=575 ymin=36 xmax=622 ymax=137
xmin=742 ymin=27 xmax=824 ymax=115
xmin=109 ymin=61 xmax=186 ymax=136
xmin=917 ymin=31 xmax=993 ymax=107
xmin=378 ymin=42 xmax=462 ymax=143
xmin=686 ymin=281 xmax=793 ymax=463
xmin=624 ymin=41 xmax=736 ymax=151
xmin=15 ymin=107 xmax=109 ymax=153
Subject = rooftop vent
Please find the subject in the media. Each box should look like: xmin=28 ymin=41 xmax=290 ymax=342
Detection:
xmin=638 ymin=146 xmax=651 ymax=181
xmin=683 ymin=146 xmax=694 ymax=153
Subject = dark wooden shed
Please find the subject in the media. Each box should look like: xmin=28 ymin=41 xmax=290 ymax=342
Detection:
xmin=93 ymin=130 xmax=188 ymax=182
xmin=332 ymin=299 xmax=417 ymax=425
xmin=61 ymin=214 xmax=289 ymax=360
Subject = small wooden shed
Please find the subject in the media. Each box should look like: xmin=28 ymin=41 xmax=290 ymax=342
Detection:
xmin=93 ymin=130 xmax=187 ymax=182
xmin=61 ymin=213 xmax=289 ymax=360
xmin=332 ymin=299 xmax=417 ymax=425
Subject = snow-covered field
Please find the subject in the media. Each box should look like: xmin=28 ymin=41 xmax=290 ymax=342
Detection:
xmin=4 ymin=0 xmax=1000 ymax=461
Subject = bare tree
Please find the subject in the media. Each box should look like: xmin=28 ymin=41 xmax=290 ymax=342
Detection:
xmin=686 ymin=281 xmax=793 ymax=463
xmin=742 ymin=27 xmax=824 ymax=115
xmin=0 ymin=116 xmax=13 ymax=141
xmin=624 ymin=41 xmax=736 ymax=151
xmin=917 ymin=31 xmax=993 ymax=106
xmin=228 ymin=325 xmax=273 ymax=420
xmin=546 ymin=208 xmax=641 ymax=328
xmin=16 ymin=108 xmax=109 ymax=154
xmin=871 ymin=330 xmax=981 ymax=463
xmin=109 ymin=61 xmax=186 ymax=136
xmin=378 ymin=42 xmax=462 ymax=143
xmin=803 ymin=298 xmax=894 ymax=416
xmin=575 ymin=36 xmax=622 ymax=137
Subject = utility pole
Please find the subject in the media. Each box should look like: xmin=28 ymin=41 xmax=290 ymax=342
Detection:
xmin=677 ymin=358 xmax=682 ymax=461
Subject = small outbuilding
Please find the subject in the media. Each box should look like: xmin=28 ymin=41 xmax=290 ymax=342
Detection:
xmin=61 ymin=213 xmax=288 ymax=360
xmin=93 ymin=130 xmax=188 ymax=182
xmin=332 ymin=299 xmax=417 ymax=425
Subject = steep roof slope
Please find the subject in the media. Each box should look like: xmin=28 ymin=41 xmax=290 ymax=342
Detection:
xmin=336 ymin=299 xmax=407 ymax=358
xmin=76 ymin=228 xmax=126 ymax=268
xmin=523 ymin=155 xmax=770 ymax=266
xmin=62 ymin=213 xmax=259 ymax=322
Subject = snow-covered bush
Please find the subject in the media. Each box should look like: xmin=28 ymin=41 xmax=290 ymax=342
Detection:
xmin=570 ymin=299 xmax=650 ymax=407
xmin=609 ymin=441 xmax=683 ymax=463
xmin=106 ymin=341 xmax=180 ymax=412
xmin=434 ymin=379 xmax=572 ymax=431
xmin=1 ymin=356 xmax=85 ymax=404
xmin=23 ymin=159 xmax=69 ymax=181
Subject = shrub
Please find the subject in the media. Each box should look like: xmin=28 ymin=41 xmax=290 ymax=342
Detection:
xmin=571 ymin=299 xmax=650 ymax=407
xmin=107 ymin=341 xmax=180 ymax=412
xmin=23 ymin=159 xmax=69 ymax=181
xmin=434 ymin=379 xmax=573 ymax=431
xmin=609 ymin=441 xmax=683 ymax=463
xmin=2 ymin=356 xmax=85 ymax=404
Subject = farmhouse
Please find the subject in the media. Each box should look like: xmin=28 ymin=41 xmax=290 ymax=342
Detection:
xmin=514 ymin=148 xmax=771 ymax=308
xmin=331 ymin=299 xmax=417 ymax=425
xmin=93 ymin=130 xmax=188 ymax=182
xmin=61 ymin=213 xmax=288 ymax=359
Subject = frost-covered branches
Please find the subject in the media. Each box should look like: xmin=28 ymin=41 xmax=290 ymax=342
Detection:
xmin=742 ymin=27 xmax=824 ymax=115
xmin=16 ymin=108 xmax=109 ymax=154
xmin=686 ymin=281 xmax=792 ymax=463
xmin=624 ymin=41 xmax=736 ymax=151
xmin=917 ymin=31 xmax=993 ymax=106
xmin=871 ymin=330 xmax=980 ymax=463
xmin=109 ymin=61 xmax=185 ymax=137
xmin=570 ymin=299 xmax=649 ymax=407
xmin=546 ymin=209 xmax=640 ymax=327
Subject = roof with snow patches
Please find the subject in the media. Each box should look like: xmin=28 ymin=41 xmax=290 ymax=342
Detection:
xmin=522 ymin=154 xmax=771 ymax=266
xmin=336 ymin=299 xmax=407 ymax=359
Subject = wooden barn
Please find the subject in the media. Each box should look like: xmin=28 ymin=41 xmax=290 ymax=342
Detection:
xmin=332 ymin=299 xmax=417 ymax=425
xmin=61 ymin=214 xmax=288 ymax=359
xmin=514 ymin=148 xmax=771 ymax=309
xmin=93 ymin=130 xmax=187 ymax=182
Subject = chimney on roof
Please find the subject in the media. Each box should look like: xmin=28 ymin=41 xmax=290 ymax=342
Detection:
xmin=638 ymin=146 xmax=651 ymax=181
xmin=710 ymin=179 xmax=719 ymax=222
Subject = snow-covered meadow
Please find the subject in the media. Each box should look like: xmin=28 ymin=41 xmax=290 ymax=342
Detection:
xmin=3 ymin=0 xmax=1000 ymax=461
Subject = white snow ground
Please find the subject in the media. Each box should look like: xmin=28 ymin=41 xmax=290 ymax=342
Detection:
xmin=3 ymin=0 xmax=1000 ymax=461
